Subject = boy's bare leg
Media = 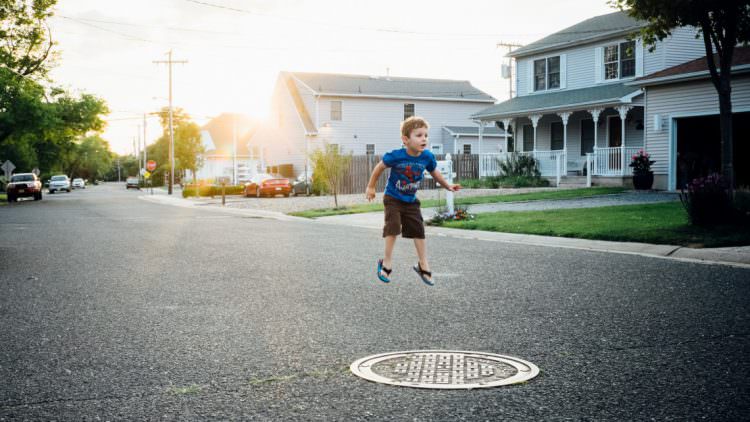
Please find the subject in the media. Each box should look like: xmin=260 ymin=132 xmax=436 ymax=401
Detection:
xmin=382 ymin=235 xmax=397 ymax=275
xmin=413 ymin=238 xmax=431 ymax=280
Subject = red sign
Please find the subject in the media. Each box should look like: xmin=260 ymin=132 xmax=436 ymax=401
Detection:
xmin=146 ymin=160 xmax=157 ymax=171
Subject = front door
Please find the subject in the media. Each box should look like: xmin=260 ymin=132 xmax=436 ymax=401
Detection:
xmin=608 ymin=116 xmax=622 ymax=147
xmin=580 ymin=119 xmax=595 ymax=155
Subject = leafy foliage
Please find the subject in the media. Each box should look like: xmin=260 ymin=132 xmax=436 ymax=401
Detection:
xmin=679 ymin=173 xmax=734 ymax=226
xmin=0 ymin=0 xmax=58 ymax=78
xmin=628 ymin=149 xmax=655 ymax=175
xmin=310 ymin=143 xmax=351 ymax=208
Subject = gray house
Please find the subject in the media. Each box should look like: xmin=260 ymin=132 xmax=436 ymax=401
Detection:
xmin=472 ymin=11 xmax=710 ymax=188
xmin=250 ymin=72 xmax=498 ymax=177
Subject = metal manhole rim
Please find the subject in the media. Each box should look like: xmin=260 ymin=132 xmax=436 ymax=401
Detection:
xmin=350 ymin=349 xmax=540 ymax=390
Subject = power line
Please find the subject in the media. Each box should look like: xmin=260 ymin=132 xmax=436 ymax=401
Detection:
xmin=153 ymin=50 xmax=188 ymax=195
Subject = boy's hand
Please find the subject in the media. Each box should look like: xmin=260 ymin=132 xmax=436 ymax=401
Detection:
xmin=447 ymin=184 xmax=461 ymax=192
xmin=365 ymin=186 xmax=376 ymax=201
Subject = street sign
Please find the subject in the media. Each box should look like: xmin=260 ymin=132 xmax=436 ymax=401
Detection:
xmin=32 ymin=167 xmax=40 ymax=176
xmin=146 ymin=160 xmax=157 ymax=172
xmin=139 ymin=168 xmax=146 ymax=176
xmin=144 ymin=171 xmax=151 ymax=179
xmin=1 ymin=160 xmax=15 ymax=179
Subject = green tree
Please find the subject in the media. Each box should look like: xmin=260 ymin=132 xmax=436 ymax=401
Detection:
xmin=613 ymin=0 xmax=750 ymax=191
xmin=70 ymin=135 xmax=114 ymax=181
xmin=310 ymin=143 xmax=351 ymax=208
xmin=153 ymin=107 xmax=203 ymax=183
xmin=0 ymin=0 xmax=58 ymax=78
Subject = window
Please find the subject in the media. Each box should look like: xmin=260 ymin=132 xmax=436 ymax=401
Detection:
xmin=463 ymin=144 xmax=472 ymax=154
xmin=506 ymin=137 xmax=515 ymax=153
xmin=330 ymin=101 xmax=342 ymax=120
xmin=604 ymin=41 xmax=635 ymax=80
xmin=523 ymin=125 xmax=534 ymax=151
xmin=550 ymin=122 xmax=564 ymax=150
xmin=431 ymin=144 xmax=442 ymax=154
xmin=533 ymin=56 xmax=561 ymax=91
xmin=580 ymin=119 xmax=595 ymax=155
xmin=403 ymin=103 xmax=415 ymax=120
xmin=366 ymin=144 xmax=375 ymax=155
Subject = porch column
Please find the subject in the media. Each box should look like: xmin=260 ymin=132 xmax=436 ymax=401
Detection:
xmin=454 ymin=135 xmax=460 ymax=154
xmin=558 ymin=112 xmax=571 ymax=174
xmin=529 ymin=114 xmax=541 ymax=153
xmin=588 ymin=108 xmax=603 ymax=176
xmin=477 ymin=120 xmax=484 ymax=154
xmin=617 ymin=105 xmax=632 ymax=175
xmin=502 ymin=118 xmax=513 ymax=153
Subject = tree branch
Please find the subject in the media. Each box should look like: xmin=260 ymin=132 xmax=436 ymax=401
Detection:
xmin=700 ymin=17 xmax=722 ymax=92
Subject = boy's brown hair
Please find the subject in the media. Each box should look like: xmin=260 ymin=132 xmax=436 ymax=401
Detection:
xmin=400 ymin=116 xmax=429 ymax=138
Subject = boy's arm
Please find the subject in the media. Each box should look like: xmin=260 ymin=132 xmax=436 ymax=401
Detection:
xmin=430 ymin=170 xmax=461 ymax=192
xmin=365 ymin=161 xmax=387 ymax=201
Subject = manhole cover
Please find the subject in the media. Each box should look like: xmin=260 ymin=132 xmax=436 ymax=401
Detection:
xmin=350 ymin=350 xmax=539 ymax=389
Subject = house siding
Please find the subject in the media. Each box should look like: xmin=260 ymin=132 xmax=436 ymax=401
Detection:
xmin=644 ymin=75 xmax=750 ymax=184
xmin=515 ymin=28 xmax=705 ymax=97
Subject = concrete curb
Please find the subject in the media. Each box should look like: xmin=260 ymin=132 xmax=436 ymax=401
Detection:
xmin=138 ymin=194 xmax=310 ymax=222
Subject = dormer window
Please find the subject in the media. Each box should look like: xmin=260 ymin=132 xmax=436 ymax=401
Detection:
xmin=533 ymin=56 xmax=560 ymax=91
xmin=604 ymin=41 xmax=635 ymax=80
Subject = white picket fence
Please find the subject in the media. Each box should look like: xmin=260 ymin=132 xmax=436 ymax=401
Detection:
xmin=592 ymin=146 xmax=642 ymax=176
xmin=479 ymin=151 xmax=566 ymax=178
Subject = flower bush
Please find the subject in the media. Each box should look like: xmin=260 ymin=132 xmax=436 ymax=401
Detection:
xmin=629 ymin=150 xmax=655 ymax=175
xmin=679 ymin=173 xmax=734 ymax=226
xmin=426 ymin=205 xmax=475 ymax=225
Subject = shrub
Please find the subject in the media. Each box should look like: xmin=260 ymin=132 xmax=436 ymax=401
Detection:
xmin=679 ymin=173 xmax=734 ymax=226
xmin=182 ymin=185 xmax=244 ymax=198
xmin=426 ymin=205 xmax=474 ymax=226
xmin=498 ymin=153 xmax=542 ymax=178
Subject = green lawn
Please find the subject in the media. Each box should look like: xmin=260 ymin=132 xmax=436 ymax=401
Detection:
xmin=438 ymin=202 xmax=750 ymax=248
xmin=290 ymin=187 xmax=627 ymax=218
xmin=0 ymin=193 xmax=6 ymax=206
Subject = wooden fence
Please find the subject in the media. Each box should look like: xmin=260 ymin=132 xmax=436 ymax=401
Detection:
xmin=336 ymin=154 xmax=480 ymax=195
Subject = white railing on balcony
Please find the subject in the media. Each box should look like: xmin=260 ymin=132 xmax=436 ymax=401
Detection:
xmin=592 ymin=146 xmax=643 ymax=176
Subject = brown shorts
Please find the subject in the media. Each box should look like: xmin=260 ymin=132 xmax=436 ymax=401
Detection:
xmin=383 ymin=195 xmax=425 ymax=239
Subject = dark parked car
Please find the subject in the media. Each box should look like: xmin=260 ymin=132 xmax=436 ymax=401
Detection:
xmin=6 ymin=173 xmax=42 ymax=202
xmin=244 ymin=173 xmax=292 ymax=198
xmin=292 ymin=172 xmax=313 ymax=196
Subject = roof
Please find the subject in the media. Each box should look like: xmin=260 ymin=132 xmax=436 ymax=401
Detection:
xmin=443 ymin=126 xmax=507 ymax=137
xmin=289 ymin=71 xmax=495 ymax=102
xmin=200 ymin=113 xmax=257 ymax=156
xmin=632 ymin=46 xmax=750 ymax=86
xmin=510 ymin=11 xmax=646 ymax=58
xmin=472 ymin=83 xmax=641 ymax=119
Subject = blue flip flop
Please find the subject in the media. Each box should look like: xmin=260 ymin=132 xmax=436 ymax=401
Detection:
xmin=377 ymin=259 xmax=392 ymax=283
xmin=413 ymin=263 xmax=434 ymax=286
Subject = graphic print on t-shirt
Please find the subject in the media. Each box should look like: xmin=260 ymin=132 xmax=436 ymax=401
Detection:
xmin=392 ymin=162 xmax=426 ymax=195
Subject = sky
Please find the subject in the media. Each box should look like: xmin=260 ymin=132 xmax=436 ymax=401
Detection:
xmin=48 ymin=0 xmax=617 ymax=155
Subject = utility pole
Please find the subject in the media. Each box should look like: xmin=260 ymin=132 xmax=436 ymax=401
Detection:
xmin=232 ymin=114 xmax=237 ymax=185
xmin=154 ymin=50 xmax=188 ymax=195
xmin=117 ymin=159 xmax=121 ymax=182
xmin=497 ymin=42 xmax=523 ymax=99
xmin=143 ymin=114 xmax=148 ymax=170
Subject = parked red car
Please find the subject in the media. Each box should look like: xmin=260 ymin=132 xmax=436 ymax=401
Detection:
xmin=244 ymin=173 xmax=292 ymax=198
xmin=6 ymin=173 xmax=43 ymax=202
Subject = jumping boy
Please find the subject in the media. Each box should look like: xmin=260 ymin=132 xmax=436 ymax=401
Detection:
xmin=365 ymin=116 xmax=460 ymax=285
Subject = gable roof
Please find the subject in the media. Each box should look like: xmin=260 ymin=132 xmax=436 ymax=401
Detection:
xmin=289 ymin=71 xmax=495 ymax=102
xmin=472 ymin=83 xmax=640 ymax=119
xmin=632 ymin=46 xmax=750 ymax=86
xmin=201 ymin=113 xmax=257 ymax=156
xmin=509 ymin=11 xmax=646 ymax=58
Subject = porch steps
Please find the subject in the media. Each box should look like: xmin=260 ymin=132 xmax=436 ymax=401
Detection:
xmin=543 ymin=176 xmax=589 ymax=187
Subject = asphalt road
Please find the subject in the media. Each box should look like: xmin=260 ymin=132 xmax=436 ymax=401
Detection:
xmin=1 ymin=183 xmax=749 ymax=421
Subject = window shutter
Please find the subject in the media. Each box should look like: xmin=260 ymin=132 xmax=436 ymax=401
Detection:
xmin=635 ymin=38 xmax=644 ymax=77
xmin=594 ymin=47 xmax=603 ymax=83
xmin=560 ymin=54 xmax=567 ymax=89
xmin=528 ymin=60 xmax=534 ymax=92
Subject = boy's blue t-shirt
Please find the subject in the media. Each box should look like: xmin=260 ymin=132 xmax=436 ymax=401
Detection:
xmin=382 ymin=148 xmax=437 ymax=203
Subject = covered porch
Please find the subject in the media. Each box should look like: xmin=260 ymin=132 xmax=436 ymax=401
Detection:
xmin=472 ymin=84 xmax=646 ymax=183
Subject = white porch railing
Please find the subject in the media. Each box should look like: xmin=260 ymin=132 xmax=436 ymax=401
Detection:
xmin=478 ymin=153 xmax=504 ymax=177
xmin=592 ymin=146 xmax=643 ymax=176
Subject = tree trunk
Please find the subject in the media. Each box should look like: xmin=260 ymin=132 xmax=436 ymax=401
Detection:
xmin=718 ymin=80 xmax=734 ymax=191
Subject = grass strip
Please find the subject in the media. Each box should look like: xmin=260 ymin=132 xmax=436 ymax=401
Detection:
xmin=438 ymin=202 xmax=750 ymax=247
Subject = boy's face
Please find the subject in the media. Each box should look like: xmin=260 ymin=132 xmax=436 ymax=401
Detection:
xmin=402 ymin=127 xmax=429 ymax=153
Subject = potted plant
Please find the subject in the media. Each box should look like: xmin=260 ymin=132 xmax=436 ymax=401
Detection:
xmin=629 ymin=150 xmax=655 ymax=190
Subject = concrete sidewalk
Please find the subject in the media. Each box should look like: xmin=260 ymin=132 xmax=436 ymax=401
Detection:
xmin=140 ymin=192 xmax=750 ymax=268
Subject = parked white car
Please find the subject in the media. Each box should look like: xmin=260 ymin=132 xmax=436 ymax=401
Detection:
xmin=72 ymin=178 xmax=85 ymax=189
xmin=48 ymin=175 xmax=71 ymax=193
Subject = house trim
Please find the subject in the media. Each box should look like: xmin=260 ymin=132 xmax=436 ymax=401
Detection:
xmin=474 ymin=93 xmax=641 ymax=120
xmin=630 ymin=64 xmax=750 ymax=87
xmin=509 ymin=27 xmax=645 ymax=59
xmin=315 ymin=93 xmax=495 ymax=103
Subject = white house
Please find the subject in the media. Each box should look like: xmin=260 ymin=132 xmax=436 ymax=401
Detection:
xmin=196 ymin=113 xmax=259 ymax=184
xmin=472 ymin=10 xmax=713 ymax=189
xmin=250 ymin=71 xmax=499 ymax=177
